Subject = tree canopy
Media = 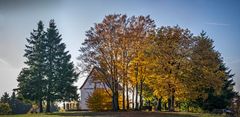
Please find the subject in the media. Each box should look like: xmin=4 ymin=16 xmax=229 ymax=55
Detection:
xmin=17 ymin=20 xmax=78 ymax=113
xmin=79 ymin=14 xmax=236 ymax=112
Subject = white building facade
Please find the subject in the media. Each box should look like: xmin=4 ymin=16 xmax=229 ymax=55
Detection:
xmin=79 ymin=67 xmax=138 ymax=110
xmin=79 ymin=68 xmax=106 ymax=110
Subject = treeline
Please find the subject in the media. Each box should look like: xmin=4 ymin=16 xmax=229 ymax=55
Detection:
xmin=17 ymin=20 xmax=78 ymax=112
xmin=79 ymin=14 xmax=236 ymax=112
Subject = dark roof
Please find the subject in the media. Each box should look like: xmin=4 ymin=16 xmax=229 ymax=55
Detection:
xmin=79 ymin=67 xmax=97 ymax=89
xmin=79 ymin=67 xmax=123 ymax=90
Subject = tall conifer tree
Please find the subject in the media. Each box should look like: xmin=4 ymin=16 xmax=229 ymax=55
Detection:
xmin=45 ymin=20 xmax=78 ymax=112
xmin=17 ymin=21 xmax=46 ymax=112
xmin=18 ymin=20 xmax=78 ymax=113
xmin=191 ymin=31 xmax=236 ymax=111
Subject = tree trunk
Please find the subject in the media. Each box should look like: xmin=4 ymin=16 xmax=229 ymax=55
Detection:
xmin=112 ymin=92 xmax=118 ymax=111
xmin=132 ymin=87 xmax=134 ymax=109
xmin=126 ymin=81 xmax=129 ymax=110
xmin=178 ymin=102 xmax=181 ymax=111
xmin=111 ymin=62 xmax=119 ymax=112
xmin=139 ymin=78 xmax=143 ymax=110
xmin=46 ymin=97 xmax=51 ymax=112
xmin=135 ymin=63 xmax=139 ymax=110
xmin=39 ymin=98 xmax=43 ymax=113
xmin=122 ymin=77 xmax=125 ymax=110
xmin=148 ymin=100 xmax=151 ymax=106
xmin=135 ymin=84 xmax=138 ymax=110
xmin=63 ymin=102 xmax=65 ymax=110
xmin=112 ymin=80 xmax=119 ymax=111
xmin=122 ymin=53 xmax=127 ymax=111
xmin=116 ymin=90 xmax=119 ymax=110
xmin=171 ymin=90 xmax=175 ymax=111
xmin=126 ymin=64 xmax=129 ymax=110
xmin=164 ymin=102 xmax=167 ymax=110
xmin=157 ymin=97 xmax=162 ymax=111
xmin=168 ymin=97 xmax=171 ymax=111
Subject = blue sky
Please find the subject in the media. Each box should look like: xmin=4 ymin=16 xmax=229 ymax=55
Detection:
xmin=0 ymin=0 xmax=239 ymax=95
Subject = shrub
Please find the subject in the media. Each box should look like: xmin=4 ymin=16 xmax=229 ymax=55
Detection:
xmin=87 ymin=89 xmax=112 ymax=111
xmin=0 ymin=103 xmax=12 ymax=115
xmin=9 ymin=99 xmax=32 ymax=114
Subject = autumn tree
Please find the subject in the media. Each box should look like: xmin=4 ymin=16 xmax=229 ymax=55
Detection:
xmin=147 ymin=26 xmax=194 ymax=111
xmin=79 ymin=14 xmax=128 ymax=111
xmin=86 ymin=89 xmax=112 ymax=111
xmin=118 ymin=15 xmax=155 ymax=110
xmin=79 ymin=14 xmax=235 ymax=112
xmin=79 ymin=14 xmax=155 ymax=111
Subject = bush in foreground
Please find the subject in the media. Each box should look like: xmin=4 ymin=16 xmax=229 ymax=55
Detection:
xmin=0 ymin=103 xmax=12 ymax=115
xmin=87 ymin=89 xmax=112 ymax=111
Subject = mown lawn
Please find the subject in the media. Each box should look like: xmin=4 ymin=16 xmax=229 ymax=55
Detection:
xmin=0 ymin=111 xmax=226 ymax=117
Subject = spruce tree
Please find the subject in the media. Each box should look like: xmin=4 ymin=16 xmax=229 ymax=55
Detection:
xmin=18 ymin=20 xmax=78 ymax=113
xmin=0 ymin=92 xmax=10 ymax=104
xmin=17 ymin=21 xmax=46 ymax=112
xmin=202 ymin=63 xmax=236 ymax=111
xmin=191 ymin=31 xmax=236 ymax=111
xmin=45 ymin=20 xmax=78 ymax=112
xmin=191 ymin=31 xmax=223 ymax=92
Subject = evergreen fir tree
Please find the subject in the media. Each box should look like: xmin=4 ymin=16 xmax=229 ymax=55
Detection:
xmin=17 ymin=21 xmax=46 ymax=112
xmin=0 ymin=92 xmax=10 ymax=104
xmin=45 ymin=20 xmax=78 ymax=112
xmin=202 ymin=63 xmax=236 ymax=111
xmin=18 ymin=20 xmax=78 ymax=113
xmin=191 ymin=31 xmax=236 ymax=111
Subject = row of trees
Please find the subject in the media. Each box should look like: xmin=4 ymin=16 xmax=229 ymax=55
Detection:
xmin=79 ymin=14 xmax=236 ymax=112
xmin=17 ymin=20 xmax=78 ymax=112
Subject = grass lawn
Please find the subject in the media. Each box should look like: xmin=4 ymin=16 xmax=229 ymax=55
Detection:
xmin=0 ymin=111 xmax=226 ymax=117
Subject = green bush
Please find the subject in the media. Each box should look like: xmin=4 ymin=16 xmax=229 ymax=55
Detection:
xmin=10 ymin=99 xmax=32 ymax=114
xmin=0 ymin=103 xmax=12 ymax=115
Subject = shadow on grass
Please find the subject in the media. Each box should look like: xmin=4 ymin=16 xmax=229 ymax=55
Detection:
xmin=48 ymin=111 xmax=198 ymax=117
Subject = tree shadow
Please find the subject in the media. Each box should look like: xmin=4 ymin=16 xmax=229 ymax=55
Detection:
xmin=48 ymin=111 xmax=198 ymax=117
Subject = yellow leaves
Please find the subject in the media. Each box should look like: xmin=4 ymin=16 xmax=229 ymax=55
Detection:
xmin=86 ymin=88 xmax=112 ymax=111
xmin=82 ymin=15 xmax=227 ymax=109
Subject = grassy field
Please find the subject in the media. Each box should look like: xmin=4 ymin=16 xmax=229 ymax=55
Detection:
xmin=0 ymin=111 xmax=226 ymax=117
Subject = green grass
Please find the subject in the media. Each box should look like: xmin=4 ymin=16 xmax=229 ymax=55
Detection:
xmin=0 ymin=111 xmax=226 ymax=117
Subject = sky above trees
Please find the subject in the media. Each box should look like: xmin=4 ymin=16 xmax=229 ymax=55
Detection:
xmin=0 ymin=0 xmax=240 ymax=96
